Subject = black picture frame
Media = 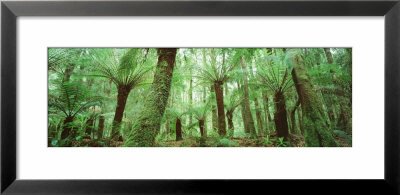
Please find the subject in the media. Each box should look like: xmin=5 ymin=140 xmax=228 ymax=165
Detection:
xmin=1 ymin=0 xmax=399 ymax=194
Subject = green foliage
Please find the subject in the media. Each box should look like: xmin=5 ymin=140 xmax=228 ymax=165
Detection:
xmin=48 ymin=81 xmax=102 ymax=118
xmin=89 ymin=48 xmax=154 ymax=88
xmin=263 ymin=135 xmax=276 ymax=145
xmin=194 ymin=48 xmax=237 ymax=85
xmin=256 ymin=50 xmax=294 ymax=93
xmin=276 ymin=137 xmax=289 ymax=147
xmin=48 ymin=48 xmax=351 ymax=147
xmin=219 ymin=138 xmax=239 ymax=147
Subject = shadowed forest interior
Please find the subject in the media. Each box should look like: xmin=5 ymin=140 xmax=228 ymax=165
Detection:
xmin=48 ymin=48 xmax=352 ymax=147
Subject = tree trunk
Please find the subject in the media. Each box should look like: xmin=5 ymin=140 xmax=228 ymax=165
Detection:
xmin=176 ymin=118 xmax=183 ymax=141
xmin=248 ymin=60 xmax=264 ymax=136
xmin=254 ymin=98 xmax=264 ymax=136
xmin=226 ymin=110 xmax=234 ymax=132
xmin=111 ymin=85 xmax=131 ymax=140
xmin=290 ymin=52 xmax=338 ymax=147
xmin=214 ymin=81 xmax=227 ymax=136
xmin=262 ymin=91 xmax=273 ymax=134
xmin=166 ymin=119 xmax=170 ymax=137
xmin=189 ymin=79 xmax=193 ymax=125
xmin=298 ymin=107 xmax=304 ymax=135
xmin=125 ymin=48 xmax=177 ymax=147
xmin=346 ymin=48 xmax=352 ymax=74
xmin=98 ymin=116 xmax=105 ymax=139
xmin=199 ymin=120 xmax=205 ymax=137
xmin=85 ymin=117 xmax=94 ymax=137
xmin=237 ymin=81 xmax=249 ymax=133
xmin=290 ymin=99 xmax=300 ymax=134
xmin=274 ymin=91 xmax=289 ymax=140
xmin=203 ymin=86 xmax=208 ymax=137
xmin=61 ymin=116 xmax=74 ymax=140
xmin=239 ymin=56 xmax=257 ymax=138
xmin=211 ymin=85 xmax=218 ymax=131
xmin=324 ymin=48 xmax=334 ymax=64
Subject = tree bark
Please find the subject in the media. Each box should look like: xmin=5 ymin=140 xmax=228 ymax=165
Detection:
xmin=202 ymin=86 xmax=208 ymax=137
xmin=274 ymin=91 xmax=289 ymax=140
xmin=125 ymin=48 xmax=177 ymax=147
xmin=290 ymin=52 xmax=338 ymax=147
xmin=214 ymin=81 xmax=227 ymax=136
xmin=98 ymin=116 xmax=105 ymax=139
xmin=111 ymin=85 xmax=131 ymax=140
xmin=211 ymin=85 xmax=218 ymax=132
xmin=199 ymin=120 xmax=205 ymax=137
xmin=61 ymin=116 xmax=74 ymax=140
xmin=239 ymin=56 xmax=257 ymax=138
xmin=85 ymin=117 xmax=94 ymax=137
xmin=226 ymin=110 xmax=234 ymax=132
xmin=176 ymin=118 xmax=183 ymax=141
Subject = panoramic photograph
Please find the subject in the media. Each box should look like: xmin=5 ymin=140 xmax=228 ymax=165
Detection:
xmin=48 ymin=48 xmax=352 ymax=147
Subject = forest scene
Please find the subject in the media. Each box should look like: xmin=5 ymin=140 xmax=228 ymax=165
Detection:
xmin=48 ymin=48 xmax=352 ymax=147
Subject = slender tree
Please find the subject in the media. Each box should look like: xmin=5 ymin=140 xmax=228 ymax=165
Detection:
xmin=239 ymin=56 xmax=257 ymax=138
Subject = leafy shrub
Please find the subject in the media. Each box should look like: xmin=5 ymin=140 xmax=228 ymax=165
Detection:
xmin=276 ymin=137 xmax=290 ymax=147
xmin=263 ymin=135 xmax=275 ymax=146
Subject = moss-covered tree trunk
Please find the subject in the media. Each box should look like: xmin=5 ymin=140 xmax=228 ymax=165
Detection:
xmin=274 ymin=91 xmax=289 ymax=140
xmin=290 ymin=99 xmax=300 ymax=134
xmin=175 ymin=118 xmax=183 ymax=141
xmin=61 ymin=116 xmax=74 ymax=140
xmin=298 ymin=107 xmax=304 ymax=135
xmin=214 ymin=81 xmax=227 ymax=136
xmin=111 ymin=85 xmax=131 ymax=140
xmin=239 ymin=56 xmax=257 ymax=138
xmin=165 ymin=119 xmax=170 ymax=136
xmin=125 ymin=48 xmax=177 ymax=147
xmin=346 ymin=48 xmax=352 ymax=74
xmin=290 ymin=52 xmax=338 ymax=147
xmin=98 ymin=116 xmax=105 ymax=139
xmin=324 ymin=48 xmax=334 ymax=64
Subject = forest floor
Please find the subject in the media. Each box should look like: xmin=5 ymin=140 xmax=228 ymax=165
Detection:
xmin=76 ymin=132 xmax=350 ymax=147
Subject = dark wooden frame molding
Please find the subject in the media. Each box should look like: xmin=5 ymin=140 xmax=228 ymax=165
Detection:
xmin=1 ymin=0 xmax=399 ymax=194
